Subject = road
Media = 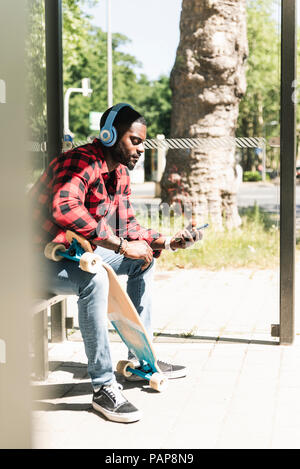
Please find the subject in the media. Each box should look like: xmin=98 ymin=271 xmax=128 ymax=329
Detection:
xmin=131 ymin=181 xmax=300 ymax=230
xmin=237 ymin=183 xmax=300 ymax=230
xmin=132 ymin=181 xmax=300 ymax=207
xmin=237 ymin=182 xmax=300 ymax=208
xmin=237 ymin=182 xmax=280 ymax=208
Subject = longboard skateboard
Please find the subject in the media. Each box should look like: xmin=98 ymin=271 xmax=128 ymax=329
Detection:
xmin=44 ymin=231 xmax=167 ymax=392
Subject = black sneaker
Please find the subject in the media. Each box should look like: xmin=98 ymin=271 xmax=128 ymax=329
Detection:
xmin=92 ymin=382 xmax=142 ymax=423
xmin=157 ymin=360 xmax=187 ymax=378
xmin=125 ymin=360 xmax=187 ymax=381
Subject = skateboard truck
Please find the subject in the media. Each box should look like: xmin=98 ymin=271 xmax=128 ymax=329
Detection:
xmin=44 ymin=231 xmax=102 ymax=274
xmin=116 ymin=360 xmax=167 ymax=392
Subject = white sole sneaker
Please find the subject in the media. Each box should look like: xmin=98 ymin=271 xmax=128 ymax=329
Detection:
xmin=92 ymin=401 xmax=142 ymax=423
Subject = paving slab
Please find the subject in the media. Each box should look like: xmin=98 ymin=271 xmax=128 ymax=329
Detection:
xmin=32 ymin=263 xmax=300 ymax=449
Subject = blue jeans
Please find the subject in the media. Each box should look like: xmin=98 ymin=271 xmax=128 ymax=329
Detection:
xmin=39 ymin=247 xmax=155 ymax=388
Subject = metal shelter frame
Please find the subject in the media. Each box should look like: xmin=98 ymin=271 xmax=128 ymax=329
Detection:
xmin=44 ymin=0 xmax=297 ymax=345
xmin=45 ymin=0 xmax=64 ymax=160
xmin=278 ymin=0 xmax=297 ymax=344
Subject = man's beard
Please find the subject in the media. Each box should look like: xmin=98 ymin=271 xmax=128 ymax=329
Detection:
xmin=112 ymin=141 xmax=138 ymax=171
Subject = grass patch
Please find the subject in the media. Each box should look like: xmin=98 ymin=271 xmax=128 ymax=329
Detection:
xmin=141 ymin=204 xmax=281 ymax=271
xmin=156 ymin=222 xmax=279 ymax=271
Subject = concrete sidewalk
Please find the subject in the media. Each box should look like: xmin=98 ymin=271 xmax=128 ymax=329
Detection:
xmin=32 ymin=263 xmax=300 ymax=449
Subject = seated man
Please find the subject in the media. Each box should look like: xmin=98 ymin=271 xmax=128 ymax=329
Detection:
xmin=30 ymin=103 xmax=201 ymax=423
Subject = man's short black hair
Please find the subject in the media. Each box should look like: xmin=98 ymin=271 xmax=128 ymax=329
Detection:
xmin=100 ymin=105 xmax=146 ymax=144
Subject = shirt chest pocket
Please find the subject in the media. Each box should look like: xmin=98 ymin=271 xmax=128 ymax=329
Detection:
xmin=97 ymin=202 xmax=110 ymax=217
xmin=93 ymin=177 xmax=119 ymax=217
xmin=85 ymin=179 xmax=109 ymax=217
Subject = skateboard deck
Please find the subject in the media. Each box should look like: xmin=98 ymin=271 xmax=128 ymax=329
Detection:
xmin=44 ymin=230 xmax=167 ymax=391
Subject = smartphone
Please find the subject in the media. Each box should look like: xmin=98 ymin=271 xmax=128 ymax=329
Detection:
xmin=175 ymin=223 xmax=209 ymax=242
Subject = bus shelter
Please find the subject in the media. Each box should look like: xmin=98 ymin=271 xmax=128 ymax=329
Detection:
xmin=43 ymin=0 xmax=297 ymax=345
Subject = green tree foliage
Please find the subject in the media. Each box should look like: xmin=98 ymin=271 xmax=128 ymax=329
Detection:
xmin=26 ymin=0 xmax=47 ymax=143
xmin=62 ymin=0 xmax=171 ymax=140
xmin=138 ymin=75 xmax=172 ymax=138
xmin=237 ymin=0 xmax=281 ymax=170
xmin=26 ymin=0 xmax=48 ymax=181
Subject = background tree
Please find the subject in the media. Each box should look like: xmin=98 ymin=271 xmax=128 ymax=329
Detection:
xmin=27 ymin=0 xmax=47 ymax=144
xmin=26 ymin=0 xmax=48 ymax=183
xmin=28 ymin=0 xmax=289 ymax=184
xmin=237 ymin=0 xmax=280 ymax=171
xmin=160 ymin=0 xmax=248 ymax=229
xmin=62 ymin=0 xmax=171 ymax=140
xmin=26 ymin=0 xmax=171 ymax=184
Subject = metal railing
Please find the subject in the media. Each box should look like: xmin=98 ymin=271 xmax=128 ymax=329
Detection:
xmin=28 ymin=135 xmax=272 ymax=153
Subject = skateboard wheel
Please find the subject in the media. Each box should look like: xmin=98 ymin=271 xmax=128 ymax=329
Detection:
xmin=79 ymin=252 xmax=102 ymax=273
xmin=116 ymin=360 xmax=135 ymax=378
xmin=149 ymin=373 xmax=168 ymax=392
xmin=44 ymin=242 xmax=67 ymax=261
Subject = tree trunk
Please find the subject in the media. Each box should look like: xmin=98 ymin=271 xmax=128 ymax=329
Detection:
xmin=161 ymin=0 xmax=248 ymax=229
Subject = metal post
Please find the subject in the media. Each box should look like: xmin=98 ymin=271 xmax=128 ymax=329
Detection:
xmin=107 ymin=0 xmax=113 ymax=107
xmin=262 ymin=139 xmax=267 ymax=182
xmin=155 ymin=134 xmax=167 ymax=197
xmin=64 ymin=79 xmax=93 ymax=137
xmin=279 ymin=0 xmax=297 ymax=344
xmin=51 ymin=300 xmax=67 ymax=343
xmin=33 ymin=309 xmax=49 ymax=380
xmin=45 ymin=0 xmax=64 ymax=162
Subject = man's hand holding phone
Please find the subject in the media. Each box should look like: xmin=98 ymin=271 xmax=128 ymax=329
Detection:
xmin=169 ymin=224 xmax=209 ymax=251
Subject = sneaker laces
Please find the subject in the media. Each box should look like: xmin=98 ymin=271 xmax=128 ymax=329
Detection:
xmin=158 ymin=360 xmax=172 ymax=367
xmin=102 ymin=382 xmax=127 ymax=406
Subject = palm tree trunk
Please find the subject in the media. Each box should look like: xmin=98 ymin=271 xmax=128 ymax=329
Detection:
xmin=161 ymin=0 xmax=248 ymax=229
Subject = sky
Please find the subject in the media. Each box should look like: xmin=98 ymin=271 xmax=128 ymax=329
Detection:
xmin=84 ymin=0 xmax=183 ymax=81
xmin=84 ymin=1 xmax=300 ymax=82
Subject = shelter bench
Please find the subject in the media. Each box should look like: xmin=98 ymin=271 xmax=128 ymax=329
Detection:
xmin=32 ymin=294 xmax=73 ymax=380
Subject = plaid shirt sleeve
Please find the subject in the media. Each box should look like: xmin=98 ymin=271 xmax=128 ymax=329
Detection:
xmin=51 ymin=150 xmax=111 ymax=242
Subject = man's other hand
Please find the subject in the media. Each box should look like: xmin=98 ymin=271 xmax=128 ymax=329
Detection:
xmin=124 ymin=240 xmax=153 ymax=271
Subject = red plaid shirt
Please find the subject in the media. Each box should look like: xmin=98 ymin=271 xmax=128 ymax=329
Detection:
xmin=30 ymin=139 xmax=161 ymax=255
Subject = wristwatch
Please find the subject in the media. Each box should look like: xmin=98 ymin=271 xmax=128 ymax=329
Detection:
xmin=164 ymin=236 xmax=177 ymax=252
